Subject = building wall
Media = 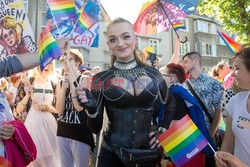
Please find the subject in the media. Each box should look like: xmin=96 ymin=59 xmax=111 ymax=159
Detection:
xmin=26 ymin=1 xmax=234 ymax=73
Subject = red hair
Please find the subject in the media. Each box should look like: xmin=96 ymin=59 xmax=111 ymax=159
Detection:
xmin=166 ymin=63 xmax=186 ymax=83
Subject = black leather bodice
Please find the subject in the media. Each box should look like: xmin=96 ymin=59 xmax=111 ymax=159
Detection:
xmin=89 ymin=64 xmax=171 ymax=149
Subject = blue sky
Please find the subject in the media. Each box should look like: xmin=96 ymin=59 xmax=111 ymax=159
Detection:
xmin=101 ymin=0 xmax=146 ymax=23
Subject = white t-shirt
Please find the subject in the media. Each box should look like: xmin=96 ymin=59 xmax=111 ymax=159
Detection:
xmin=0 ymin=92 xmax=14 ymax=156
xmin=226 ymin=91 xmax=250 ymax=166
xmin=7 ymin=85 xmax=18 ymax=104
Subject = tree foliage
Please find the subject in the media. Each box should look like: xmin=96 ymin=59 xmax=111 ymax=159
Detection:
xmin=197 ymin=0 xmax=250 ymax=44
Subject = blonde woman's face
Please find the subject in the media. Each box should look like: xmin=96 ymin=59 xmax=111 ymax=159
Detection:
xmin=106 ymin=22 xmax=137 ymax=61
xmin=2 ymin=28 xmax=17 ymax=47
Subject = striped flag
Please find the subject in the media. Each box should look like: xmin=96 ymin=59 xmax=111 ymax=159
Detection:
xmin=38 ymin=27 xmax=63 ymax=71
xmin=217 ymin=30 xmax=242 ymax=55
xmin=158 ymin=115 xmax=208 ymax=167
xmin=0 ymin=81 xmax=7 ymax=92
xmin=0 ymin=156 xmax=11 ymax=167
xmin=47 ymin=0 xmax=77 ymax=22
xmin=173 ymin=22 xmax=186 ymax=31
xmin=74 ymin=1 xmax=97 ymax=34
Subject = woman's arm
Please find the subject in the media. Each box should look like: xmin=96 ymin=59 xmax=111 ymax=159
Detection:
xmin=220 ymin=112 xmax=235 ymax=154
xmin=56 ymin=81 xmax=67 ymax=115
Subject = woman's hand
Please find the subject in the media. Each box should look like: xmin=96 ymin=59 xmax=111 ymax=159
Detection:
xmin=24 ymin=81 xmax=33 ymax=96
xmin=148 ymin=131 xmax=161 ymax=149
xmin=0 ymin=124 xmax=14 ymax=140
xmin=215 ymin=151 xmax=248 ymax=167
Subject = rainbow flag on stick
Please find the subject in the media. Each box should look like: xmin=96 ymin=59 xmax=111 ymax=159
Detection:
xmin=74 ymin=1 xmax=96 ymax=35
xmin=38 ymin=27 xmax=62 ymax=71
xmin=158 ymin=115 xmax=208 ymax=167
xmin=217 ymin=30 xmax=242 ymax=55
xmin=173 ymin=22 xmax=186 ymax=31
xmin=48 ymin=0 xmax=77 ymax=22
xmin=0 ymin=156 xmax=11 ymax=167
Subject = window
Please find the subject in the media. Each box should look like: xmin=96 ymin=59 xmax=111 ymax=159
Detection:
xmin=179 ymin=42 xmax=190 ymax=55
xmin=149 ymin=39 xmax=159 ymax=54
xmin=200 ymin=43 xmax=217 ymax=57
xmin=23 ymin=0 xmax=28 ymax=13
xmin=194 ymin=20 xmax=216 ymax=34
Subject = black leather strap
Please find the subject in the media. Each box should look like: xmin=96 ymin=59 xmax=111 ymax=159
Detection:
xmin=186 ymin=80 xmax=213 ymax=123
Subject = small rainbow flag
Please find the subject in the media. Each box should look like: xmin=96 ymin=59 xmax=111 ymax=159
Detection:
xmin=219 ymin=118 xmax=226 ymax=139
xmin=48 ymin=0 xmax=77 ymax=22
xmin=0 ymin=81 xmax=7 ymax=92
xmin=217 ymin=30 xmax=242 ymax=55
xmin=74 ymin=1 xmax=96 ymax=34
xmin=173 ymin=22 xmax=186 ymax=31
xmin=0 ymin=156 xmax=11 ymax=167
xmin=38 ymin=27 xmax=62 ymax=71
xmin=158 ymin=115 xmax=208 ymax=167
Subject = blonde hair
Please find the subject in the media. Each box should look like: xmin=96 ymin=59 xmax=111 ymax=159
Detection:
xmin=2 ymin=17 xmax=23 ymax=44
xmin=107 ymin=18 xmax=146 ymax=66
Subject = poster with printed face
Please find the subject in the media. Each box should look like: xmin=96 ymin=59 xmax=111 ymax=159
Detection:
xmin=45 ymin=0 xmax=100 ymax=48
xmin=0 ymin=0 xmax=37 ymax=57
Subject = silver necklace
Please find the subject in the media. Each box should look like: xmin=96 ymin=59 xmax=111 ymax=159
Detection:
xmin=114 ymin=59 xmax=137 ymax=70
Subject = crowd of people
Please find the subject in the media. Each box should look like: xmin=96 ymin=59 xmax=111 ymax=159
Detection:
xmin=0 ymin=17 xmax=249 ymax=167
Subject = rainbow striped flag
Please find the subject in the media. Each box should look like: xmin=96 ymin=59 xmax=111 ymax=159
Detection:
xmin=158 ymin=115 xmax=208 ymax=167
xmin=0 ymin=81 xmax=7 ymax=92
xmin=74 ymin=1 xmax=96 ymax=34
xmin=48 ymin=0 xmax=77 ymax=22
xmin=38 ymin=27 xmax=62 ymax=71
xmin=0 ymin=156 xmax=11 ymax=167
xmin=217 ymin=30 xmax=242 ymax=55
xmin=173 ymin=22 xmax=186 ymax=31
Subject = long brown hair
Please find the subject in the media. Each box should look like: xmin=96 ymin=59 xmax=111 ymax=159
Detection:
xmin=107 ymin=18 xmax=146 ymax=66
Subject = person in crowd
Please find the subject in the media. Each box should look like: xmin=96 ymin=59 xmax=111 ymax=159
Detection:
xmin=56 ymin=49 xmax=94 ymax=167
xmin=215 ymin=151 xmax=248 ymax=167
xmin=182 ymin=52 xmax=224 ymax=166
xmin=221 ymin=79 xmax=244 ymax=121
xmin=211 ymin=61 xmax=231 ymax=84
xmin=217 ymin=46 xmax=250 ymax=166
xmin=17 ymin=62 xmax=60 ymax=167
xmin=75 ymin=17 xmax=176 ymax=167
xmin=92 ymin=66 xmax=101 ymax=75
xmin=160 ymin=63 xmax=217 ymax=167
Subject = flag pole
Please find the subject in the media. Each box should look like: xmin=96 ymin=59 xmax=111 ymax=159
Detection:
xmin=207 ymin=142 xmax=216 ymax=154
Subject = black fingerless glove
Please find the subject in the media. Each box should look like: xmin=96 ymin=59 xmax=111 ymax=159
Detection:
xmin=78 ymin=89 xmax=97 ymax=113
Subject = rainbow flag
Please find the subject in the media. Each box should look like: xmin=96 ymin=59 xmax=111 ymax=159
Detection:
xmin=0 ymin=81 xmax=7 ymax=92
xmin=217 ymin=30 xmax=242 ymax=55
xmin=173 ymin=22 xmax=186 ymax=31
xmin=48 ymin=0 xmax=77 ymax=22
xmin=38 ymin=27 xmax=62 ymax=71
xmin=158 ymin=115 xmax=208 ymax=167
xmin=0 ymin=156 xmax=11 ymax=167
xmin=74 ymin=1 xmax=96 ymax=34
xmin=219 ymin=118 xmax=226 ymax=139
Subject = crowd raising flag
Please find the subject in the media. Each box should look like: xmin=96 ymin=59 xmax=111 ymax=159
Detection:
xmin=173 ymin=22 xmax=186 ymax=31
xmin=158 ymin=115 xmax=209 ymax=167
xmin=38 ymin=27 xmax=63 ymax=71
xmin=47 ymin=0 xmax=77 ymax=22
xmin=217 ymin=30 xmax=242 ymax=55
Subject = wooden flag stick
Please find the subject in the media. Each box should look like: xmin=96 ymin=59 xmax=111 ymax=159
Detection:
xmin=207 ymin=142 xmax=216 ymax=154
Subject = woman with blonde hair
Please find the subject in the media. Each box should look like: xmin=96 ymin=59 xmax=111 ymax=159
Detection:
xmin=17 ymin=62 xmax=60 ymax=167
xmin=76 ymin=18 xmax=176 ymax=167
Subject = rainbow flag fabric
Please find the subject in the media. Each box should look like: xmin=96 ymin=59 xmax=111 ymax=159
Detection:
xmin=74 ymin=1 xmax=96 ymax=34
xmin=0 ymin=156 xmax=11 ymax=167
xmin=158 ymin=115 xmax=208 ymax=167
xmin=217 ymin=30 xmax=242 ymax=55
xmin=38 ymin=27 xmax=62 ymax=71
xmin=173 ymin=22 xmax=186 ymax=31
xmin=0 ymin=81 xmax=7 ymax=92
xmin=48 ymin=0 xmax=77 ymax=22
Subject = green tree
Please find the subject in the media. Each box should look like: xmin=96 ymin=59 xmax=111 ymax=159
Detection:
xmin=198 ymin=0 xmax=250 ymax=44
